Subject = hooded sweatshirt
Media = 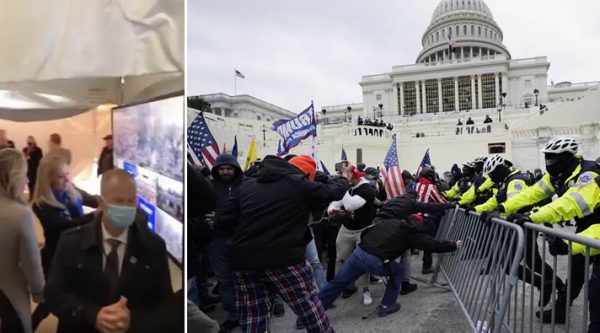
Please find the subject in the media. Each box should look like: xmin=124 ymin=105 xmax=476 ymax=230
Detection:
xmin=210 ymin=154 xmax=245 ymax=238
xmin=217 ymin=156 xmax=349 ymax=270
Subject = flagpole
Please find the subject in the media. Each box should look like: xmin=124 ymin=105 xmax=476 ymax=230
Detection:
xmin=234 ymin=69 xmax=237 ymax=96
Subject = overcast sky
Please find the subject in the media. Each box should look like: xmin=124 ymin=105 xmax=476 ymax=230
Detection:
xmin=189 ymin=0 xmax=600 ymax=113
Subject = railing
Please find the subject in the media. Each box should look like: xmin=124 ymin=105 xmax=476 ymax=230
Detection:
xmin=433 ymin=207 xmax=600 ymax=332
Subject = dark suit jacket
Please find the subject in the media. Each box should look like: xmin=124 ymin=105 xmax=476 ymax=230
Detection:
xmin=45 ymin=214 xmax=175 ymax=333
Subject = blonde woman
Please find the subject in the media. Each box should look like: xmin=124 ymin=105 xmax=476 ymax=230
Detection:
xmin=31 ymin=156 xmax=96 ymax=329
xmin=0 ymin=148 xmax=45 ymax=333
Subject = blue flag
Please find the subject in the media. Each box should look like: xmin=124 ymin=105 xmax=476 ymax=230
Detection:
xmin=341 ymin=146 xmax=348 ymax=161
xmin=273 ymin=103 xmax=316 ymax=156
xmin=231 ymin=135 xmax=238 ymax=158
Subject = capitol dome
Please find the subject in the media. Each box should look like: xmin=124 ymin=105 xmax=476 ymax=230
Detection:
xmin=416 ymin=0 xmax=511 ymax=63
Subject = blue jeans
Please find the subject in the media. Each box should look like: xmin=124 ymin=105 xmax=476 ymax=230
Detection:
xmin=207 ymin=238 xmax=237 ymax=322
xmin=319 ymin=247 xmax=403 ymax=308
xmin=306 ymin=239 xmax=328 ymax=291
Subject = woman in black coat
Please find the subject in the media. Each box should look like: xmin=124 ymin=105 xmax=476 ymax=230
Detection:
xmin=22 ymin=136 xmax=43 ymax=201
xmin=30 ymin=157 xmax=97 ymax=330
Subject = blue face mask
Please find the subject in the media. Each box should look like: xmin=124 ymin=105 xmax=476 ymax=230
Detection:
xmin=106 ymin=204 xmax=136 ymax=229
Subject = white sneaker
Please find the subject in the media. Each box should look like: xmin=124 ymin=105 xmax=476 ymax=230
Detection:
xmin=362 ymin=290 xmax=373 ymax=305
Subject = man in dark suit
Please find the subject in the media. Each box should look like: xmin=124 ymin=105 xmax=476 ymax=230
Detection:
xmin=45 ymin=169 xmax=174 ymax=333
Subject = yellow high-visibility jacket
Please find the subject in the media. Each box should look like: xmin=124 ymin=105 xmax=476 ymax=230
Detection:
xmin=499 ymin=156 xmax=600 ymax=225
xmin=476 ymin=170 xmax=528 ymax=215
xmin=571 ymin=224 xmax=600 ymax=256
xmin=458 ymin=175 xmax=495 ymax=205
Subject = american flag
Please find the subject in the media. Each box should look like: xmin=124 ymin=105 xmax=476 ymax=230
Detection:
xmin=415 ymin=149 xmax=431 ymax=177
xmin=341 ymin=146 xmax=348 ymax=161
xmin=448 ymin=32 xmax=457 ymax=51
xmin=187 ymin=113 xmax=220 ymax=169
xmin=235 ymin=69 xmax=245 ymax=79
xmin=380 ymin=134 xmax=405 ymax=200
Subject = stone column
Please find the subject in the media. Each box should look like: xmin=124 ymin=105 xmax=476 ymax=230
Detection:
xmin=461 ymin=47 xmax=464 ymax=59
xmin=477 ymin=74 xmax=483 ymax=109
xmin=415 ymin=81 xmax=421 ymax=114
xmin=471 ymin=75 xmax=476 ymax=110
xmin=470 ymin=46 xmax=473 ymax=58
xmin=454 ymin=77 xmax=459 ymax=111
xmin=399 ymin=83 xmax=405 ymax=116
xmin=494 ymin=72 xmax=500 ymax=107
xmin=422 ymin=80 xmax=428 ymax=113
xmin=435 ymin=52 xmax=439 ymax=62
xmin=438 ymin=78 xmax=443 ymax=113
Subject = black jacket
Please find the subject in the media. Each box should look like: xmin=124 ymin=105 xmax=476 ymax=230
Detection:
xmin=45 ymin=215 xmax=174 ymax=333
xmin=97 ymin=147 xmax=114 ymax=176
xmin=359 ymin=216 xmax=457 ymax=261
xmin=375 ymin=192 xmax=453 ymax=221
xmin=33 ymin=202 xmax=96 ymax=276
xmin=211 ymin=154 xmax=245 ymax=238
xmin=187 ymin=164 xmax=215 ymax=278
xmin=23 ymin=146 xmax=43 ymax=179
xmin=219 ymin=156 xmax=349 ymax=270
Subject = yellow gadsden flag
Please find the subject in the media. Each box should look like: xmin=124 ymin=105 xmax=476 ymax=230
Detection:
xmin=243 ymin=139 xmax=257 ymax=171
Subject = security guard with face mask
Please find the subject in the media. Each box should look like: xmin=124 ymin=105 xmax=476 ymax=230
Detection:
xmin=476 ymin=155 xmax=564 ymax=307
xmin=486 ymin=137 xmax=600 ymax=324
xmin=458 ymin=156 xmax=496 ymax=206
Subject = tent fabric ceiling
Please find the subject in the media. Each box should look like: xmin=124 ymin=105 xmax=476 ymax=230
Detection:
xmin=0 ymin=0 xmax=183 ymax=122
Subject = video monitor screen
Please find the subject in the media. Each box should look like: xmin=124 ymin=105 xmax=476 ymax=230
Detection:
xmin=112 ymin=94 xmax=184 ymax=263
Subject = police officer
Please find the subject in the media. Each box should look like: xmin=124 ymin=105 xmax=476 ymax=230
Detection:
xmin=571 ymin=218 xmax=600 ymax=333
xmin=476 ymin=155 xmax=564 ymax=306
xmin=486 ymin=137 xmax=600 ymax=323
xmin=444 ymin=162 xmax=476 ymax=200
xmin=459 ymin=156 xmax=496 ymax=206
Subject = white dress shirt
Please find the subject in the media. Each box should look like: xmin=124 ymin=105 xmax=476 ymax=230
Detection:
xmin=101 ymin=223 xmax=129 ymax=275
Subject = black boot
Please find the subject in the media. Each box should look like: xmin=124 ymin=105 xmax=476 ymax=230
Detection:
xmin=400 ymin=281 xmax=418 ymax=295
xmin=536 ymin=297 xmax=567 ymax=324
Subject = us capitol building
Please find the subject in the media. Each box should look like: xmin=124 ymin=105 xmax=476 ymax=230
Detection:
xmin=191 ymin=0 xmax=600 ymax=173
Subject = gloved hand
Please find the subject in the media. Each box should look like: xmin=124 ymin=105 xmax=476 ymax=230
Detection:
xmin=548 ymin=237 xmax=569 ymax=256
xmin=507 ymin=213 xmax=531 ymax=227
xmin=462 ymin=205 xmax=475 ymax=216
xmin=480 ymin=210 xmax=501 ymax=224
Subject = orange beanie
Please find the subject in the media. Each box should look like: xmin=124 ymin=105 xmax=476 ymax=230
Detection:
xmin=289 ymin=155 xmax=317 ymax=180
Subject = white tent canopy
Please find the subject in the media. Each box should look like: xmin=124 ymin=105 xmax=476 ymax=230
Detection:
xmin=0 ymin=0 xmax=183 ymax=121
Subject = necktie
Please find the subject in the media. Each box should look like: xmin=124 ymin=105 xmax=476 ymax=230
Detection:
xmin=105 ymin=238 xmax=121 ymax=300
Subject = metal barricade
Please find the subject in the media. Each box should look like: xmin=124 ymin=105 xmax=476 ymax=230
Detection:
xmin=433 ymin=207 xmax=525 ymax=333
xmin=504 ymin=222 xmax=600 ymax=333
xmin=433 ymin=207 xmax=600 ymax=332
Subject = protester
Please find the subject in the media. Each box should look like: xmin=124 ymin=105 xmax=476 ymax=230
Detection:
xmin=319 ymin=210 xmax=460 ymax=317
xmin=402 ymin=170 xmax=416 ymax=192
xmin=45 ymin=169 xmax=174 ymax=333
xmin=0 ymin=149 xmax=45 ymax=333
xmin=97 ymin=134 xmax=114 ymax=176
xmin=22 ymin=136 xmax=43 ymax=201
xmin=415 ymin=167 xmax=448 ymax=274
xmin=47 ymin=133 xmax=72 ymax=165
xmin=207 ymin=153 xmax=246 ymax=332
xmin=217 ymin=155 xmax=350 ymax=333
xmin=328 ymin=165 xmax=377 ymax=305
xmin=187 ymin=163 xmax=220 ymax=332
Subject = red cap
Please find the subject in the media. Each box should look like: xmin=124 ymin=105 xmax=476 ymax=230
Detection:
xmin=350 ymin=165 xmax=365 ymax=178
xmin=289 ymin=155 xmax=317 ymax=180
